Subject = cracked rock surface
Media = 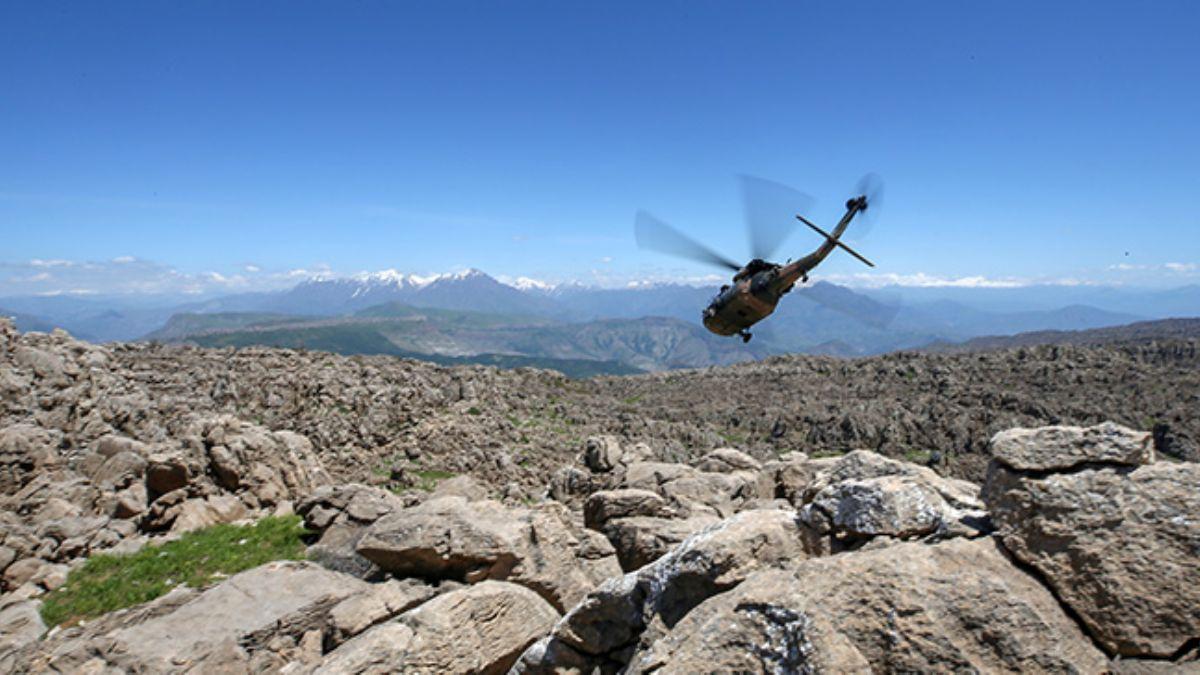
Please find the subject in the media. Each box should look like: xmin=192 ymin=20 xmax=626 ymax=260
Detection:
xmin=985 ymin=423 xmax=1200 ymax=658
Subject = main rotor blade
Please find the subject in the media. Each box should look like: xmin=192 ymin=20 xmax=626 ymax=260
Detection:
xmin=634 ymin=210 xmax=741 ymax=272
xmin=739 ymin=175 xmax=815 ymax=260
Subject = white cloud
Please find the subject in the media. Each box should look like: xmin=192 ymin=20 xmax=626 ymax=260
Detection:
xmin=823 ymin=272 xmax=1032 ymax=289
xmin=244 ymin=264 xmax=261 ymax=273
xmin=0 ymin=259 xmax=321 ymax=297
xmin=1164 ymin=262 xmax=1197 ymax=273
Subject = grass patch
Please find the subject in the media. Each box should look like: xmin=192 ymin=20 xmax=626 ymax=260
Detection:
xmin=466 ymin=406 xmax=482 ymax=416
xmin=718 ymin=430 xmax=747 ymax=446
xmin=903 ymin=449 xmax=932 ymax=464
xmin=412 ymin=469 xmax=456 ymax=491
xmin=39 ymin=515 xmax=308 ymax=628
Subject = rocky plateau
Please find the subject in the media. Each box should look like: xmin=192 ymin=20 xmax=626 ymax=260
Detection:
xmin=0 ymin=317 xmax=1197 ymax=673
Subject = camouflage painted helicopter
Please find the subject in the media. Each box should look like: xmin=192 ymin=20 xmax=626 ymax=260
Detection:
xmin=635 ymin=174 xmax=882 ymax=342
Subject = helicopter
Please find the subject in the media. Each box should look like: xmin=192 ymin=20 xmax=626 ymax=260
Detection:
xmin=635 ymin=174 xmax=883 ymax=343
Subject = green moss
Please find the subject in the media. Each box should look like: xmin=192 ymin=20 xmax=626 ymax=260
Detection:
xmin=39 ymin=516 xmax=309 ymax=628
xmin=466 ymin=406 xmax=482 ymax=416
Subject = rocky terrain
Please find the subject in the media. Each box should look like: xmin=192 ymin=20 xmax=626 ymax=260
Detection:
xmin=1 ymin=317 xmax=1197 ymax=672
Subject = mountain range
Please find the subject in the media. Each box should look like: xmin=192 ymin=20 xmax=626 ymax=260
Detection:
xmin=5 ymin=268 xmax=1198 ymax=373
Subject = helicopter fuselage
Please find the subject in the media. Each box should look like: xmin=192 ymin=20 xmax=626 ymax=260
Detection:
xmin=701 ymin=198 xmax=867 ymax=338
xmin=701 ymin=263 xmax=793 ymax=336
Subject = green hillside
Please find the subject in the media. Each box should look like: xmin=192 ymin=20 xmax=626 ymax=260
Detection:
xmin=185 ymin=322 xmax=641 ymax=377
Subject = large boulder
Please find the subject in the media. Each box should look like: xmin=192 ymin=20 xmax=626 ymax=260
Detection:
xmin=298 ymin=483 xmax=408 ymax=579
xmin=357 ymin=496 xmax=527 ymax=580
xmin=985 ymin=423 xmax=1200 ymax=658
xmin=595 ymin=514 xmax=720 ymax=572
xmin=804 ymin=475 xmax=948 ymax=539
xmin=584 ymin=435 xmax=624 ymax=473
xmin=518 ymin=509 xmax=814 ymax=671
xmin=583 ymin=489 xmax=672 ymax=530
xmin=623 ymin=461 xmax=753 ymax=517
xmin=184 ymin=415 xmax=331 ymax=509
xmin=692 ymin=448 xmax=761 ymax=473
xmin=0 ymin=423 xmax=63 ymax=494
xmin=792 ymin=450 xmax=989 ymax=553
xmin=357 ymin=496 xmax=620 ymax=611
xmin=316 ymin=581 xmax=558 ymax=674
xmin=629 ymin=538 xmax=1108 ymax=673
xmin=990 ymin=422 xmax=1154 ymax=471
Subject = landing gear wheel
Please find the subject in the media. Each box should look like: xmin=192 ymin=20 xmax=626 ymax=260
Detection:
xmin=739 ymin=330 xmax=753 ymax=343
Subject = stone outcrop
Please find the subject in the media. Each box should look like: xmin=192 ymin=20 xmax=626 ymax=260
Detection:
xmin=985 ymin=422 xmax=1200 ymax=658
xmin=782 ymin=450 xmax=990 ymax=553
xmin=629 ymin=538 xmax=1108 ymax=673
xmin=517 ymin=509 xmax=814 ymax=671
xmin=316 ymin=581 xmax=558 ymax=674
xmin=298 ymin=483 xmax=409 ymax=579
xmin=990 ymin=421 xmax=1155 ymax=471
xmin=357 ymin=495 xmax=620 ymax=612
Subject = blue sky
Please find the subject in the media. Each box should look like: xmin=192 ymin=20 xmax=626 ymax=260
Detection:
xmin=2 ymin=1 xmax=1198 ymax=295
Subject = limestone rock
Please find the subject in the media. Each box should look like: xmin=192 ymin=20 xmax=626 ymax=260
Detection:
xmin=298 ymin=483 xmax=407 ymax=579
xmin=144 ymin=452 xmax=192 ymax=497
xmin=792 ymin=450 xmax=989 ymax=550
xmin=0 ymin=598 xmax=46 ymax=656
xmin=630 ymin=538 xmax=1107 ymax=674
xmin=583 ymin=489 xmax=671 ymax=530
xmin=542 ymin=509 xmax=814 ymax=666
xmin=0 ymin=423 xmax=62 ymax=493
xmin=990 ymin=421 xmax=1154 ymax=471
xmin=599 ymin=514 xmax=720 ymax=571
xmin=804 ymin=475 xmax=947 ymax=539
xmin=584 ymin=435 xmax=623 ymax=473
xmin=985 ymin=457 xmax=1200 ymax=657
xmin=168 ymin=494 xmax=249 ymax=533
xmin=327 ymin=578 xmax=440 ymax=646
xmin=693 ymin=448 xmax=761 ymax=473
xmin=357 ymin=495 xmax=526 ymax=581
xmin=316 ymin=581 xmax=558 ymax=675
xmin=184 ymin=416 xmax=331 ymax=508
xmin=358 ymin=496 xmax=620 ymax=612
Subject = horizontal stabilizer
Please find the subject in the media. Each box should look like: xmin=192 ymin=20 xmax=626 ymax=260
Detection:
xmin=795 ymin=215 xmax=876 ymax=268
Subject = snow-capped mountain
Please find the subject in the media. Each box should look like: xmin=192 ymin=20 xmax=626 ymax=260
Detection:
xmin=232 ymin=269 xmax=562 ymax=316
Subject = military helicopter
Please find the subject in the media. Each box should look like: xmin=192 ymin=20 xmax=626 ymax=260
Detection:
xmin=635 ymin=174 xmax=883 ymax=343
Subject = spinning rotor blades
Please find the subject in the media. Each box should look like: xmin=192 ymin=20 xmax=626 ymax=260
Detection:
xmin=851 ymin=172 xmax=885 ymax=239
xmin=739 ymin=174 xmax=815 ymax=261
xmin=634 ymin=210 xmax=741 ymax=272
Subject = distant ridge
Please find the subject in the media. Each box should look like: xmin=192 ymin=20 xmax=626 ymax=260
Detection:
xmin=925 ymin=318 xmax=1200 ymax=353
